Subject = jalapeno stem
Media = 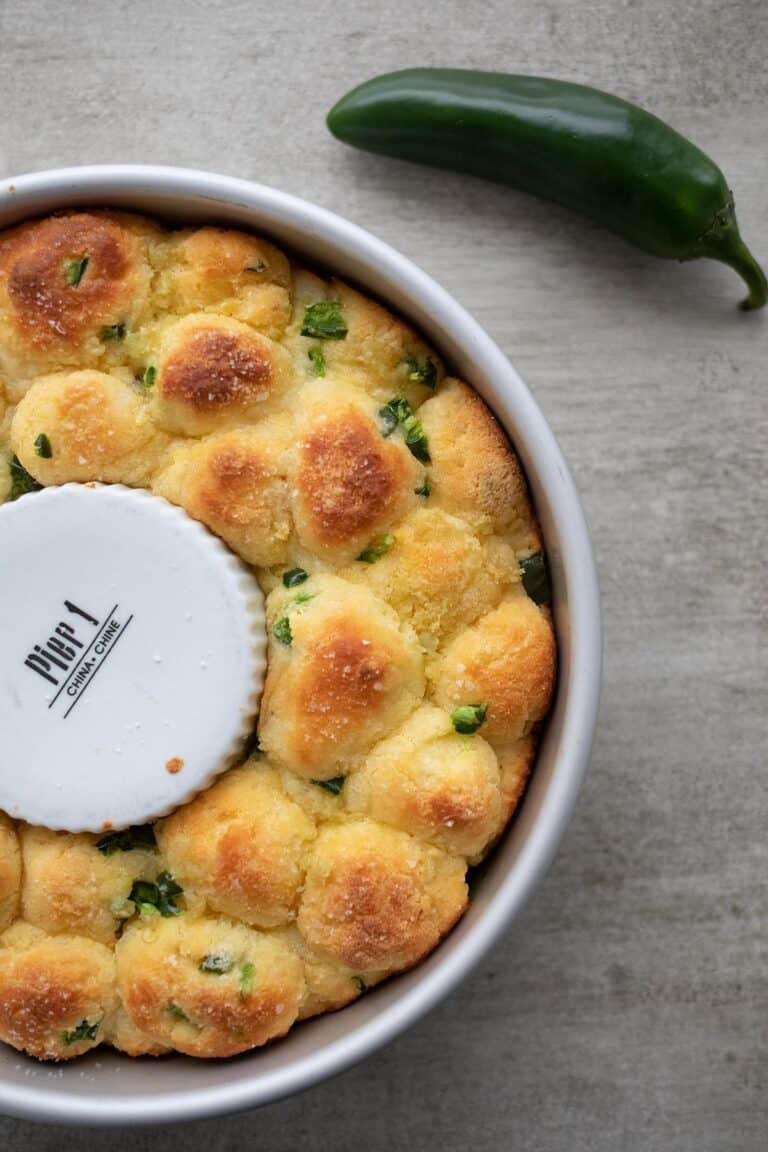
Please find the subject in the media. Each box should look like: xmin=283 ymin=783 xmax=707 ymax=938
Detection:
xmin=699 ymin=204 xmax=768 ymax=311
xmin=713 ymin=234 xmax=768 ymax=311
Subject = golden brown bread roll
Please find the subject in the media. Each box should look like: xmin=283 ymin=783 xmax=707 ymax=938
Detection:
xmin=152 ymin=415 xmax=296 ymax=566
xmin=0 ymin=922 xmax=117 ymax=1060
xmin=297 ymin=819 xmax=467 ymax=975
xmin=156 ymin=763 xmax=315 ymax=929
xmin=144 ymin=312 xmax=293 ymax=436
xmin=345 ymin=704 xmax=503 ymax=858
xmin=259 ymin=574 xmax=425 ymax=779
xmin=291 ymin=380 xmax=422 ymax=564
xmin=116 ymin=914 xmax=305 ymax=1057
xmin=431 ymin=592 xmax=556 ymax=744
xmin=11 ymin=368 xmax=170 ymax=486
xmin=0 ymin=211 xmax=158 ymax=398
xmin=19 ymin=824 xmax=159 ymax=946
xmin=152 ymin=226 xmax=291 ymax=339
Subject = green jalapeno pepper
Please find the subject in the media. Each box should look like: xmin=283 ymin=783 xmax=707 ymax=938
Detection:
xmin=327 ymin=69 xmax=766 ymax=310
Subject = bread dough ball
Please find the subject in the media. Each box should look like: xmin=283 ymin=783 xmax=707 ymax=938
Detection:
xmin=0 ymin=922 xmax=117 ymax=1060
xmin=10 ymin=369 xmax=169 ymax=486
xmin=298 ymin=820 xmax=466 ymax=975
xmin=289 ymin=278 xmax=443 ymax=406
xmin=259 ymin=574 xmax=425 ymax=779
xmin=291 ymin=380 xmax=421 ymax=563
xmin=152 ymin=415 xmax=296 ymax=566
xmin=346 ymin=705 xmax=503 ymax=858
xmin=0 ymin=813 xmax=20 ymax=932
xmin=0 ymin=211 xmax=158 ymax=398
xmin=20 ymin=824 xmax=159 ymax=945
xmin=339 ymin=507 xmax=513 ymax=649
xmin=116 ymin=914 xmax=305 ymax=1057
xmin=140 ymin=312 xmax=293 ymax=437
xmin=153 ymin=226 xmax=291 ymax=339
xmin=156 ymin=764 xmax=315 ymax=929
xmin=419 ymin=379 xmax=536 ymax=545
xmin=432 ymin=593 xmax=556 ymax=744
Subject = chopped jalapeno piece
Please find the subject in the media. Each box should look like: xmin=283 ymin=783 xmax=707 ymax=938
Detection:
xmin=451 ymin=704 xmax=488 ymax=735
xmin=9 ymin=455 xmax=42 ymax=500
xmin=199 ymin=953 xmax=234 ymax=975
xmin=300 ymin=300 xmax=348 ymax=340
xmin=63 ymin=1018 xmax=99 ymax=1046
xmin=33 ymin=433 xmax=52 ymax=459
xmin=402 ymin=414 xmax=431 ymax=463
xmin=378 ymin=396 xmax=411 ymax=436
xmin=312 ymin=776 xmax=345 ymax=795
xmin=404 ymin=353 xmax=438 ymax=389
xmin=307 ymin=346 xmax=327 ymax=377
xmin=520 ymin=552 xmax=551 ymax=606
xmin=96 ymin=824 xmax=157 ymax=855
xmin=273 ymin=617 xmax=292 ymax=646
xmin=352 ymin=976 xmax=367 ymax=992
xmin=167 ymin=1001 xmax=190 ymax=1022
xmin=283 ymin=568 xmax=309 ymax=588
xmin=142 ymin=365 xmax=157 ymax=389
xmin=239 ymin=961 xmax=256 ymax=996
xmin=100 ymin=322 xmax=126 ymax=341
xmin=356 ymin=532 xmax=394 ymax=563
xmin=378 ymin=397 xmax=431 ymax=462
xmin=129 ymin=871 xmax=182 ymax=918
xmin=414 ymin=481 xmax=431 ymax=497
xmin=63 ymin=255 xmax=89 ymax=286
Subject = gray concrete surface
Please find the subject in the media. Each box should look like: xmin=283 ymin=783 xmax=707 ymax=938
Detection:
xmin=0 ymin=0 xmax=766 ymax=1148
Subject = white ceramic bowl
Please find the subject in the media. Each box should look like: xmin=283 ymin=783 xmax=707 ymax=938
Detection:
xmin=0 ymin=166 xmax=601 ymax=1126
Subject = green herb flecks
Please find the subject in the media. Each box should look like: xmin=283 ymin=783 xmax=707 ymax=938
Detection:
xmin=239 ymin=961 xmax=256 ymax=996
xmin=63 ymin=1018 xmax=99 ymax=1046
xmin=199 ymin=953 xmax=234 ymax=975
xmin=9 ymin=455 xmax=42 ymax=500
xmin=167 ymin=1001 xmax=190 ymax=1022
xmin=520 ymin=552 xmax=551 ymax=606
xmin=283 ymin=568 xmax=309 ymax=588
xmin=451 ymin=704 xmax=488 ymax=735
xmin=273 ymin=616 xmax=293 ymax=646
xmin=33 ymin=433 xmax=52 ymax=459
xmin=378 ymin=397 xmax=431 ymax=462
xmin=301 ymin=300 xmax=348 ymax=340
xmin=414 ymin=481 xmax=431 ymax=497
xmin=312 ymin=776 xmax=345 ymax=796
xmin=404 ymin=353 xmax=438 ymax=390
xmin=356 ymin=532 xmax=394 ymax=563
xmin=308 ymin=346 xmax=327 ymax=377
xmin=142 ymin=365 xmax=157 ymax=389
xmin=96 ymin=824 xmax=157 ymax=855
xmin=101 ymin=321 xmax=126 ymax=342
xmin=63 ymin=255 xmax=89 ymax=287
xmin=378 ymin=397 xmax=411 ymax=437
xmin=129 ymin=871 xmax=183 ymax=918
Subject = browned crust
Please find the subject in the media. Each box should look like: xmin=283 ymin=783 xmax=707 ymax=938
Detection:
xmin=159 ymin=326 xmax=274 ymax=413
xmin=0 ymin=212 xmax=139 ymax=348
xmin=296 ymin=407 xmax=414 ymax=551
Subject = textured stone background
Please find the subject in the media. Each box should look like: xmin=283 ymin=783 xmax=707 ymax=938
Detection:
xmin=0 ymin=0 xmax=766 ymax=1148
